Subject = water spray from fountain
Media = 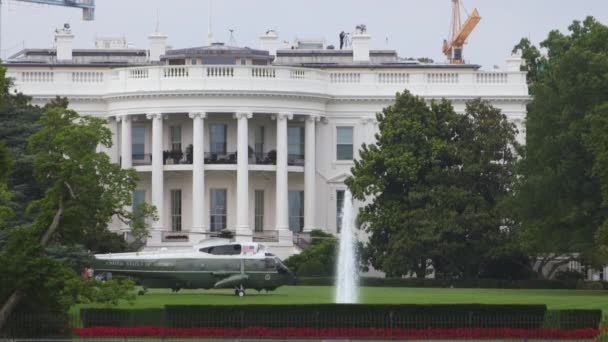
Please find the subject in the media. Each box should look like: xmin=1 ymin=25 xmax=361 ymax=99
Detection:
xmin=335 ymin=190 xmax=359 ymax=304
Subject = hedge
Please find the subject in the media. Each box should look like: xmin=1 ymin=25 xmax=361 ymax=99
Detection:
xmin=80 ymin=308 xmax=165 ymax=328
xmin=297 ymin=277 xmax=606 ymax=289
xmin=544 ymin=310 xmax=603 ymax=330
xmin=80 ymin=305 xmax=546 ymax=329
xmin=0 ymin=312 xmax=70 ymax=338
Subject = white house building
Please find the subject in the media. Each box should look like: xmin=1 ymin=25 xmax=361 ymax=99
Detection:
xmin=5 ymin=26 xmax=529 ymax=258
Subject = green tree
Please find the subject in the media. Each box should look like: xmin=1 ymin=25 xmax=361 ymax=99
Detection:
xmin=0 ymin=63 xmax=44 ymax=226
xmin=0 ymin=106 xmax=155 ymax=331
xmin=285 ymin=230 xmax=337 ymax=276
xmin=512 ymin=38 xmax=547 ymax=86
xmin=513 ymin=17 xmax=608 ymax=278
xmin=346 ymin=91 xmax=518 ymax=278
xmin=0 ymin=143 xmax=13 ymax=230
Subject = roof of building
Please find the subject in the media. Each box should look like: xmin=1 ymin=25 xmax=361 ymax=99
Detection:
xmin=162 ymin=43 xmax=273 ymax=61
xmin=5 ymin=48 xmax=149 ymax=67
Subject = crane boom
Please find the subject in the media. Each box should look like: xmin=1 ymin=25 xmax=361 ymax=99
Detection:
xmin=15 ymin=0 xmax=95 ymax=20
xmin=442 ymin=0 xmax=480 ymax=64
xmin=0 ymin=0 xmax=95 ymax=59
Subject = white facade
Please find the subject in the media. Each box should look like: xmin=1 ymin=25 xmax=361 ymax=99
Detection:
xmin=6 ymin=29 xmax=529 ymax=257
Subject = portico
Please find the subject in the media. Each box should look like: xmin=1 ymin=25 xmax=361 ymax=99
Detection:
xmin=113 ymin=110 xmax=318 ymax=246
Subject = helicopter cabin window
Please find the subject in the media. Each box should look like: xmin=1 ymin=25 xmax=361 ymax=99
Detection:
xmin=199 ymin=244 xmax=241 ymax=255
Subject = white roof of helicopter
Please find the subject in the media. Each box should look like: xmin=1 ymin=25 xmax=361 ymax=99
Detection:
xmin=95 ymin=241 xmax=270 ymax=260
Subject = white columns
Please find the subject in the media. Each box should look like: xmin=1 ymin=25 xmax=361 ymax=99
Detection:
xmin=235 ymin=112 xmax=253 ymax=241
xmin=275 ymin=112 xmax=292 ymax=242
xmin=189 ymin=112 xmax=206 ymax=236
xmin=118 ymin=115 xmax=132 ymax=232
xmin=119 ymin=115 xmax=132 ymax=168
xmin=303 ymin=115 xmax=318 ymax=232
xmin=108 ymin=117 xmax=119 ymax=164
xmin=147 ymin=112 xmax=164 ymax=243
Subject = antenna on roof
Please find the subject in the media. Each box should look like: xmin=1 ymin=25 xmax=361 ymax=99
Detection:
xmin=207 ymin=0 xmax=214 ymax=45
xmin=155 ymin=9 xmax=160 ymax=33
xmin=228 ymin=28 xmax=237 ymax=46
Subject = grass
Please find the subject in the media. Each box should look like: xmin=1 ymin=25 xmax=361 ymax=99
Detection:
xmin=73 ymin=286 xmax=608 ymax=313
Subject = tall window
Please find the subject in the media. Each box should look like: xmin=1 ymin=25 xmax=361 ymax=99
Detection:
xmin=254 ymin=126 xmax=265 ymax=159
xmin=336 ymin=190 xmax=345 ymax=233
xmin=132 ymin=190 xmax=146 ymax=213
xmin=170 ymin=126 xmax=182 ymax=151
xmin=336 ymin=127 xmax=354 ymax=160
xmin=132 ymin=126 xmax=145 ymax=160
xmin=210 ymin=124 xmax=227 ymax=154
xmin=171 ymin=189 xmax=182 ymax=232
xmin=210 ymin=188 xmax=227 ymax=232
xmin=132 ymin=190 xmax=145 ymax=229
xmin=289 ymin=190 xmax=304 ymax=233
xmin=288 ymin=126 xmax=305 ymax=158
xmin=254 ymin=190 xmax=264 ymax=232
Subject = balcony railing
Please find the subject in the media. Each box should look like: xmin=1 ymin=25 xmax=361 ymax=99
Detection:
xmin=132 ymin=153 xmax=152 ymax=166
xmin=8 ymin=65 xmax=529 ymax=100
xmin=204 ymin=152 xmax=237 ymax=164
xmin=288 ymin=153 xmax=305 ymax=166
xmin=161 ymin=231 xmax=189 ymax=242
xmin=251 ymin=151 xmax=276 ymax=165
xmin=163 ymin=150 xmax=192 ymax=165
xmin=253 ymin=230 xmax=279 ymax=243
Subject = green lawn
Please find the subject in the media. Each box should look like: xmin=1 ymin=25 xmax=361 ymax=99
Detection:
xmin=74 ymin=286 xmax=608 ymax=313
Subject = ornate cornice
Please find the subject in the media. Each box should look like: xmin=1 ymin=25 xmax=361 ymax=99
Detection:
xmin=146 ymin=112 xmax=164 ymax=120
xmin=188 ymin=112 xmax=207 ymax=120
xmin=272 ymin=112 xmax=293 ymax=121
xmin=233 ymin=112 xmax=253 ymax=120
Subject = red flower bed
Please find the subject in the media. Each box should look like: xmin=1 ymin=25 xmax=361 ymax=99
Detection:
xmin=73 ymin=326 xmax=602 ymax=339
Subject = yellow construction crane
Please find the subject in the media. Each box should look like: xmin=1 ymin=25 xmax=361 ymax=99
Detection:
xmin=442 ymin=0 xmax=481 ymax=64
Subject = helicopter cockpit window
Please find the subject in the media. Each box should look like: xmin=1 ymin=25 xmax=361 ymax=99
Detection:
xmin=199 ymin=244 xmax=241 ymax=255
xmin=265 ymin=257 xmax=276 ymax=269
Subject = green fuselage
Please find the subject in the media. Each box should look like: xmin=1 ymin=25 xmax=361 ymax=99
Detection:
xmin=93 ymin=255 xmax=295 ymax=292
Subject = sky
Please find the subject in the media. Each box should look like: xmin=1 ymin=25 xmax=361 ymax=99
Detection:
xmin=2 ymin=0 xmax=608 ymax=69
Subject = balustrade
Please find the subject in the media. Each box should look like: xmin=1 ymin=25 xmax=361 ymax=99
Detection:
xmin=162 ymin=66 xmax=189 ymax=78
xmin=72 ymin=71 xmax=104 ymax=83
xmin=207 ymin=66 xmax=234 ymax=77
xmin=21 ymin=71 xmax=53 ymax=83
xmin=476 ymin=72 xmax=508 ymax=84
xmin=251 ymin=67 xmax=276 ymax=78
xmin=330 ymin=72 xmax=361 ymax=83
xmin=11 ymin=64 xmax=526 ymax=98
xmin=378 ymin=72 xmax=409 ymax=84
xmin=427 ymin=73 xmax=459 ymax=84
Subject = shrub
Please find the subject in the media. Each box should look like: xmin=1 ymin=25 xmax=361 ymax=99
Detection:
xmin=164 ymin=304 xmax=547 ymax=329
xmin=296 ymin=277 xmax=586 ymax=289
xmin=0 ymin=312 xmax=70 ymax=338
xmin=80 ymin=308 xmax=165 ymax=328
xmin=577 ymin=281 xmax=604 ymax=290
xmin=544 ymin=310 xmax=602 ymax=330
xmin=555 ymin=270 xmax=585 ymax=281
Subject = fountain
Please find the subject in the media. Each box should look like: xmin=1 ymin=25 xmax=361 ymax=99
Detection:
xmin=335 ymin=190 xmax=359 ymax=304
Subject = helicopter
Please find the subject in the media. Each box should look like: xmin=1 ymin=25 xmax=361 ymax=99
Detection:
xmin=92 ymin=240 xmax=296 ymax=296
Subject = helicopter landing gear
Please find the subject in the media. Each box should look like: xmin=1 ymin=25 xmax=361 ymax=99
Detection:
xmin=234 ymin=285 xmax=246 ymax=297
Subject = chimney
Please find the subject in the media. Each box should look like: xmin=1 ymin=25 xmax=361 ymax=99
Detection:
xmin=506 ymin=51 xmax=524 ymax=72
xmin=352 ymin=24 xmax=370 ymax=62
xmin=55 ymin=24 xmax=74 ymax=62
xmin=148 ymin=32 xmax=168 ymax=62
xmin=260 ymin=30 xmax=279 ymax=56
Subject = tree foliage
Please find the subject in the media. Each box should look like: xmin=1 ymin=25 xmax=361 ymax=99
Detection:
xmin=285 ymin=230 xmax=337 ymax=277
xmin=0 ymin=143 xmax=13 ymax=230
xmin=0 ymin=64 xmax=43 ymax=226
xmin=0 ymin=102 xmax=156 ymax=331
xmin=346 ymin=91 xmax=519 ymax=278
xmin=512 ymin=38 xmax=547 ymax=86
xmin=513 ymin=17 xmax=608 ymax=277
